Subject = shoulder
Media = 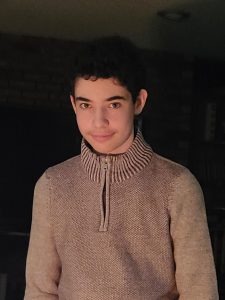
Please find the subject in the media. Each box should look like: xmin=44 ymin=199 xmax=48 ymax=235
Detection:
xmin=153 ymin=154 xmax=204 ymax=208
xmin=150 ymin=152 xmax=188 ymax=179
xmin=35 ymin=155 xmax=82 ymax=189
xmin=150 ymin=152 xmax=202 ymax=195
xmin=45 ymin=154 xmax=81 ymax=178
xmin=149 ymin=152 xmax=205 ymax=217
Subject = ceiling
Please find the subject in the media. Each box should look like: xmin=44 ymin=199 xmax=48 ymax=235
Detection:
xmin=0 ymin=0 xmax=224 ymax=61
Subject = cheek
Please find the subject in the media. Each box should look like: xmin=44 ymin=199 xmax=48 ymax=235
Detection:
xmin=76 ymin=113 xmax=91 ymax=130
xmin=112 ymin=105 xmax=134 ymax=118
xmin=116 ymin=108 xmax=135 ymax=123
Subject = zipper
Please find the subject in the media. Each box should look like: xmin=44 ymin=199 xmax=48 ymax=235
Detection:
xmin=99 ymin=156 xmax=110 ymax=232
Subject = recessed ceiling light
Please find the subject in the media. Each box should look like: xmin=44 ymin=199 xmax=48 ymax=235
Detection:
xmin=157 ymin=10 xmax=190 ymax=22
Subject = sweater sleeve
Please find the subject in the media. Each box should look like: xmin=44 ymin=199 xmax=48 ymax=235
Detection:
xmin=24 ymin=172 xmax=61 ymax=299
xmin=169 ymin=168 xmax=219 ymax=300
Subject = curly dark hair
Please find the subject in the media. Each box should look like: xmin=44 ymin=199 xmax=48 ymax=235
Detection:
xmin=70 ymin=36 xmax=146 ymax=102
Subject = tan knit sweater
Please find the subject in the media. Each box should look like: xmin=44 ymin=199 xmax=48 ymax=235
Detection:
xmin=24 ymin=131 xmax=218 ymax=300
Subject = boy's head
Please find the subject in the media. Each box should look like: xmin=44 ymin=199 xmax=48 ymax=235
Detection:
xmin=70 ymin=36 xmax=147 ymax=102
xmin=70 ymin=36 xmax=148 ymax=155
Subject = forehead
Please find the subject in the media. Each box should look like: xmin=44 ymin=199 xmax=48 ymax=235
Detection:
xmin=74 ymin=77 xmax=131 ymax=98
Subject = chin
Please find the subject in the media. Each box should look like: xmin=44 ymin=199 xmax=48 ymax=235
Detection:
xmin=91 ymin=145 xmax=115 ymax=155
xmin=86 ymin=134 xmax=116 ymax=153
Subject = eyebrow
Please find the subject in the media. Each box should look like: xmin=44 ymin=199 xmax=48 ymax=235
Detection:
xmin=75 ymin=95 xmax=127 ymax=102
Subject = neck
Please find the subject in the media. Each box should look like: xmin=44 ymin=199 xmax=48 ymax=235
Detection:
xmin=81 ymin=129 xmax=153 ymax=183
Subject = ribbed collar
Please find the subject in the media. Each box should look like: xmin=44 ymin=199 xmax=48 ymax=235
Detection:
xmin=81 ymin=130 xmax=153 ymax=183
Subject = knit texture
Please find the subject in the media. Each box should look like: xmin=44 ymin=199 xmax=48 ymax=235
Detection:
xmin=24 ymin=131 xmax=218 ymax=300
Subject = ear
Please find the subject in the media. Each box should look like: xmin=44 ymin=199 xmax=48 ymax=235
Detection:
xmin=134 ymin=89 xmax=148 ymax=115
xmin=70 ymin=95 xmax=77 ymax=114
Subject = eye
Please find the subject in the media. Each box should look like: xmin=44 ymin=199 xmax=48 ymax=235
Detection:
xmin=80 ymin=103 xmax=91 ymax=109
xmin=109 ymin=102 xmax=121 ymax=109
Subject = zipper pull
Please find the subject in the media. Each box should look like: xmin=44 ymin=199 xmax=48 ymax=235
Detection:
xmin=103 ymin=156 xmax=108 ymax=170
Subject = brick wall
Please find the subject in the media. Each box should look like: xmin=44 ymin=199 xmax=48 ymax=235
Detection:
xmin=142 ymin=50 xmax=194 ymax=165
xmin=0 ymin=33 xmax=78 ymax=108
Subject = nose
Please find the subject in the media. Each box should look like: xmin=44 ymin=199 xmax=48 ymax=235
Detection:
xmin=92 ymin=108 xmax=109 ymax=128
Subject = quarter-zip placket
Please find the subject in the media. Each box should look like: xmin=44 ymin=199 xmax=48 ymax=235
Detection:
xmin=99 ymin=156 xmax=110 ymax=232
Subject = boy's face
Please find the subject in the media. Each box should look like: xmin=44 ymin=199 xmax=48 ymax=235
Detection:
xmin=70 ymin=77 xmax=147 ymax=155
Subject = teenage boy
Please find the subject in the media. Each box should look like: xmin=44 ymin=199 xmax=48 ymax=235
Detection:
xmin=24 ymin=36 xmax=218 ymax=299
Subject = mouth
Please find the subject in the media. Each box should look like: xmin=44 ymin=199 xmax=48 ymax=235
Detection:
xmin=91 ymin=133 xmax=114 ymax=142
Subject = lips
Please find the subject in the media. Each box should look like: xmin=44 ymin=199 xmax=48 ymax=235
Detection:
xmin=91 ymin=133 xmax=114 ymax=142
